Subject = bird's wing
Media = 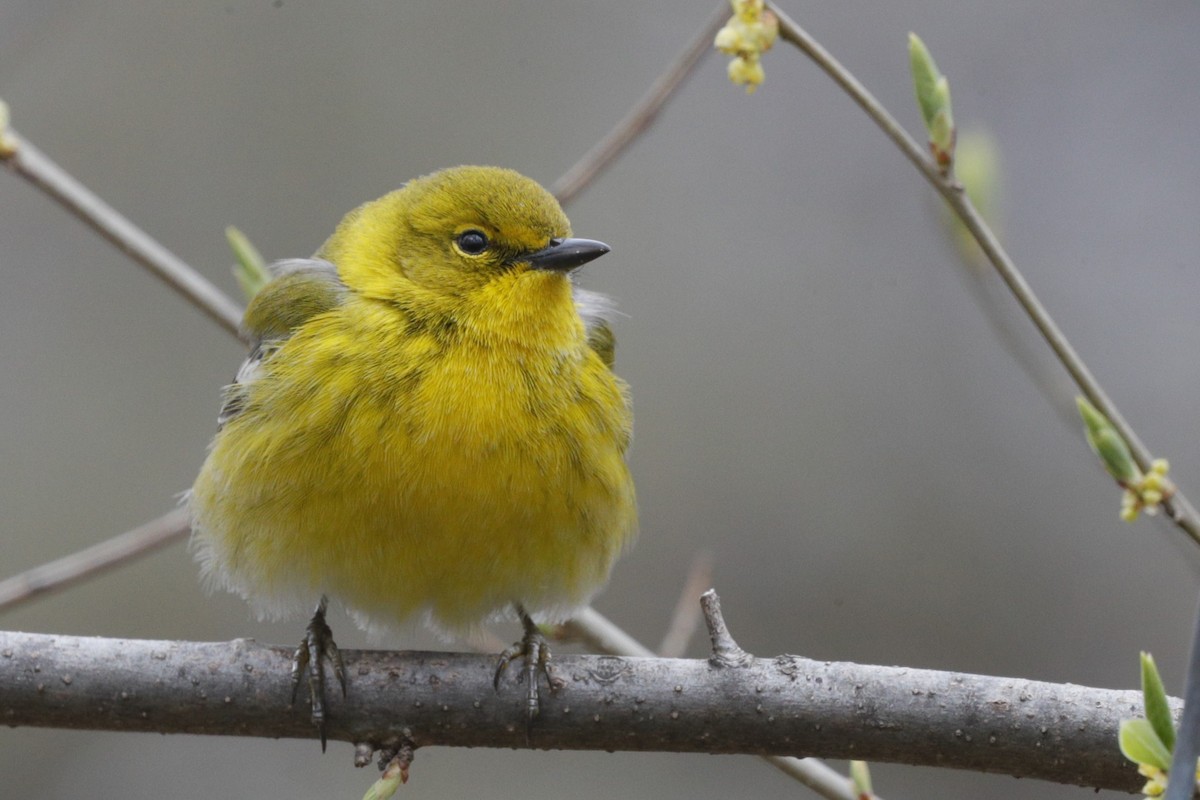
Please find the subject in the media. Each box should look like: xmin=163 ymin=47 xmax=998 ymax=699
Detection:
xmin=573 ymin=287 xmax=621 ymax=369
xmin=218 ymin=258 xmax=347 ymax=428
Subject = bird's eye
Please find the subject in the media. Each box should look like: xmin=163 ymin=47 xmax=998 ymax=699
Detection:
xmin=455 ymin=230 xmax=489 ymax=255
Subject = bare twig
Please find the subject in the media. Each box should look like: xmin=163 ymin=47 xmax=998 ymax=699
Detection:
xmin=565 ymin=606 xmax=656 ymax=658
xmin=768 ymin=3 xmax=1200 ymax=545
xmin=0 ymin=508 xmax=190 ymax=612
xmin=0 ymin=132 xmax=244 ymax=339
xmin=551 ymin=3 xmax=729 ymax=206
xmin=656 ymin=550 xmax=714 ymax=657
xmin=0 ymin=629 xmax=1155 ymax=793
xmin=764 ymin=757 xmax=864 ymax=800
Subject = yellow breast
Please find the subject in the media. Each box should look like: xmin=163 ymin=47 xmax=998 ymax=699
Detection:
xmin=190 ymin=276 xmax=636 ymax=633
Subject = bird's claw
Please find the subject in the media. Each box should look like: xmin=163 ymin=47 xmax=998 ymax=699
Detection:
xmin=493 ymin=606 xmax=554 ymax=725
xmin=290 ymin=596 xmax=347 ymax=751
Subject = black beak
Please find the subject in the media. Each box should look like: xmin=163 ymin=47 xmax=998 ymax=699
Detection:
xmin=525 ymin=237 xmax=611 ymax=272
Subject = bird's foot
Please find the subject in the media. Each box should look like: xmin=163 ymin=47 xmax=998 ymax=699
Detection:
xmin=493 ymin=605 xmax=555 ymax=725
xmin=290 ymin=596 xmax=347 ymax=751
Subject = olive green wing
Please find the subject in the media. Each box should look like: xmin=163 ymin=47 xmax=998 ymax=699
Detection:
xmin=218 ymin=259 xmax=347 ymax=428
xmin=574 ymin=287 xmax=619 ymax=369
xmin=585 ymin=320 xmax=616 ymax=369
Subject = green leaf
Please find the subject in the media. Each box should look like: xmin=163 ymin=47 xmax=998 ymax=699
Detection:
xmin=361 ymin=758 xmax=405 ymax=800
xmin=908 ymin=33 xmax=942 ymax=129
xmin=930 ymin=79 xmax=954 ymax=151
xmin=849 ymin=760 xmax=873 ymax=797
xmin=1142 ymin=652 xmax=1176 ymax=751
xmin=227 ymin=226 xmax=270 ymax=301
xmin=1076 ymin=395 xmax=1105 ymax=436
xmin=1093 ymin=428 xmax=1140 ymax=484
xmin=361 ymin=771 xmax=403 ymax=800
xmin=908 ymin=33 xmax=955 ymax=170
xmin=929 ymin=109 xmax=954 ymax=158
xmin=1119 ymin=718 xmax=1172 ymax=770
xmin=1076 ymin=396 xmax=1140 ymax=484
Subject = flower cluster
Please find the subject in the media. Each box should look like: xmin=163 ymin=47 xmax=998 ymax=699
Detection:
xmin=1120 ymin=458 xmax=1174 ymax=522
xmin=714 ymin=0 xmax=778 ymax=93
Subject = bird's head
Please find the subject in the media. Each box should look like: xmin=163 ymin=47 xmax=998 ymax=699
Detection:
xmin=318 ymin=166 xmax=609 ymax=310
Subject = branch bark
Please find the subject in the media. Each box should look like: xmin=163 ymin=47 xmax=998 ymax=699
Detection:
xmin=0 ymin=630 xmax=1156 ymax=793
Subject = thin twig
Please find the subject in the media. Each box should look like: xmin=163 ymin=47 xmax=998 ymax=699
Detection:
xmin=565 ymin=606 xmax=656 ymax=658
xmin=769 ymin=3 xmax=1200 ymax=545
xmin=551 ymin=2 xmax=729 ymax=206
xmin=0 ymin=129 xmax=243 ymax=610
xmin=567 ymin=607 xmax=864 ymax=800
xmin=0 ymin=508 xmax=190 ymax=612
xmin=764 ymin=757 xmax=866 ymax=800
xmin=0 ymin=131 xmax=245 ymax=340
xmin=656 ymin=550 xmax=714 ymax=657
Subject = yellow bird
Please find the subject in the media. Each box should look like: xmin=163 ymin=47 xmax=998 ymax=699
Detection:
xmin=189 ymin=166 xmax=637 ymax=743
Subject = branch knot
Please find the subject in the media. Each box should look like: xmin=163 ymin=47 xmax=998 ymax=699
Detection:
xmin=701 ymin=589 xmax=753 ymax=668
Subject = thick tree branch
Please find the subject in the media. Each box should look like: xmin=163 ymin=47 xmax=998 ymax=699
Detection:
xmin=0 ymin=630 xmax=1158 ymax=792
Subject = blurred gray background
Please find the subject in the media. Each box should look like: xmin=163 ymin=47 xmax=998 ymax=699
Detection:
xmin=3 ymin=2 xmax=1199 ymax=798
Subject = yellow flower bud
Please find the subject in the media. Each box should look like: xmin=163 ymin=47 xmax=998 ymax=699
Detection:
xmin=714 ymin=0 xmax=777 ymax=93
xmin=742 ymin=59 xmax=765 ymax=91
xmin=714 ymin=26 xmax=741 ymax=54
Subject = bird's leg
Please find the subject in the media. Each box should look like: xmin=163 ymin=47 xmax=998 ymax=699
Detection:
xmin=290 ymin=595 xmax=347 ymax=751
xmin=493 ymin=605 xmax=553 ymax=724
